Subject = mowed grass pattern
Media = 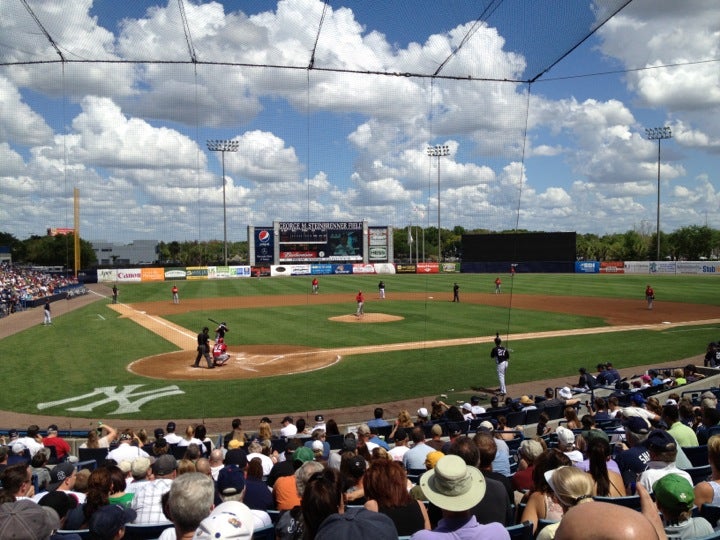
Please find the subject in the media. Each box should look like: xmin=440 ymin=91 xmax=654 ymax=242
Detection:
xmin=0 ymin=273 xmax=717 ymax=419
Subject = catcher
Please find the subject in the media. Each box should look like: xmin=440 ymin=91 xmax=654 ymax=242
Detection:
xmin=212 ymin=337 xmax=230 ymax=366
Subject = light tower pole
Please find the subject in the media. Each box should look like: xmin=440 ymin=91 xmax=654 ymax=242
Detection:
xmin=644 ymin=127 xmax=672 ymax=261
xmin=206 ymin=139 xmax=239 ymax=266
xmin=426 ymin=144 xmax=449 ymax=263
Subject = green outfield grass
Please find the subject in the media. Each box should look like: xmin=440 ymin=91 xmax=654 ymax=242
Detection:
xmin=1 ymin=273 xmax=718 ymax=420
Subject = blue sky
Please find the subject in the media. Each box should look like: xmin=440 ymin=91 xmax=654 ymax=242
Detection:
xmin=0 ymin=0 xmax=718 ymax=244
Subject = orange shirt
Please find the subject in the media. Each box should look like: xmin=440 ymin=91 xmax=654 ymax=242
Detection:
xmin=273 ymin=474 xmax=301 ymax=511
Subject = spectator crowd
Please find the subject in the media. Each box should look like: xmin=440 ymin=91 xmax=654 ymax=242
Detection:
xmin=1 ymin=365 xmax=720 ymax=540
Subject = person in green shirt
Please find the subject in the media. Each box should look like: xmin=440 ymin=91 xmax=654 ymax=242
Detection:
xmin=663 ymin=404 xmax=698 ymax=448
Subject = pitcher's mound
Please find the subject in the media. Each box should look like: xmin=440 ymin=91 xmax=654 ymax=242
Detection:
xmin=329 ymin=313 xmax=404 ymax=323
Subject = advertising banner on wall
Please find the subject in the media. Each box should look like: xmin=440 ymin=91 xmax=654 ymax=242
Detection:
xmin=186 ymin=267 xmax=209 ymax=280
xmin=115 ymin=268 xmax=141 ymax=282
xmin=279 ymin=221 xmax=364 ymax=262
xmin=600 ymin=262 xmax=624 ymax=273
xmin=254 ymin=227 xmax=274 ymax=265
xmin=141 ymin=268 xmax=165 ymax=281
xmin=396 ymin=264 xmax=418 ymax=274
xmin=575 ymin=261 xmax=599 ymax=273
xmin=417 ymin=263 xmax=439 ymax=274
xmin=624 ymin=261 xmax=650 ymax=274
xmin=676 ymin=261 xmax=720 ymax=275
xmin=649 ymin=261 xmax=677 ymax=274
xmin=97 ymin=268 xmax=117 ymax=282
xmin=164 ymin=268 xmax=187 ymax=281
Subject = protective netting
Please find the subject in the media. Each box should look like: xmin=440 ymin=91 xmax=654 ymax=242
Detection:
xmin=5 ymin=0 xmax=704 ymax=248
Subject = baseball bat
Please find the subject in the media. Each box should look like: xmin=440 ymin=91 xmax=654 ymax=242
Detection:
xmin=208 ymin=318 xmax=220 ymax=325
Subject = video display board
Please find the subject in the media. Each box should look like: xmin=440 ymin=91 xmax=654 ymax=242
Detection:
xmin=279 ymin=222 xmax=364 ymax=263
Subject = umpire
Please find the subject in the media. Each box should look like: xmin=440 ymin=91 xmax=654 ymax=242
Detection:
xmin=193 ymin=327 xmax=214 ymax=369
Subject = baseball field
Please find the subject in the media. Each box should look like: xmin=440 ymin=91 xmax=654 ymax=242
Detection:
xmin=1 ymin=273 xmax=719 ymax=427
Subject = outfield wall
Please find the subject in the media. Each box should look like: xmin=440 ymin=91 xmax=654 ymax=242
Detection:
xmin=90 ymin=260 xmax=718 ymax=283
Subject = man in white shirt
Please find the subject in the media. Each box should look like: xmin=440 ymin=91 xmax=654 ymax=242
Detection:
xmin=163 ymin=422 xmax=182 ymax=445
xmin=107 ymin=430 xmax=150 ymax=463
xmin=279 ymin=416 xmax=298 ymax=437
xmin=16 ymin=425 xmax=45 ymax=457
xmin=639 ymin=429 xmax=693 ymax=493
xmin=388 ymin=428 xmax=410 ymax=462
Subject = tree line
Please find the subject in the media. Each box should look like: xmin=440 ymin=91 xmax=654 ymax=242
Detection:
xmin=0 ymin=225 xmax=717 ymax=268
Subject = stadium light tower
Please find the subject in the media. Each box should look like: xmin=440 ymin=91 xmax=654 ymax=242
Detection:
xmin=426 ymin=144 xmax=450 ymax=263
xmin=644 ymin=127 xmax=672 ymax=261
xmin=207 ymin=139 xmax=239 ymax=266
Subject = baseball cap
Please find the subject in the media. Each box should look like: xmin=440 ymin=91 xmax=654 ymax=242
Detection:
xmin=47 ymin=424 xmax=58 ymax=433
xmin=0 ymin=499 xmax=60 ymax=540
xmin=653 ymin=473 xmax=695 ymax=512
xmin=131 ymin=457 xmax=151 ymax=478
xmin=341 ymin=435 xmax=357 ymax=452
xmin=315 ymin=414 xmax=324 ymax=422
xmin=217 ymin=465 xmax=246 ymax=495
xmin=166 ymin=421 xmax=176 ymax=432
xmin=556 ymin=426 xmax=575 ymax=446
xmin=315 ymin=507 xmax=398 ymax=540
xmin=417 ymin=407 xmax=429 ymax=418
xmin=48 ymin=462 xmax=76 ymax=491
xmin=346 ymin=456 xmax=367 ymax=478
xmin=153 ymin=428 xmax=164 ymax=439
xmin=470 ymin=396 xmax=480 ymax=404
xmin=647 ymin=430 xmax=677 ymax=452
xmin=152 ymin=454 xmax=178 ymax=476
xmin=311 ymin=440 xmax=324 ymax=452
xmin=11 ymin=442 xmax=27 ymax=454
xmin=260 ymin=417 xmax=272 ymax=424
xmin=631 ymin=393 xmax=646 ymax=405
xmin=88 ymin=504 xmax=137 ymax=540
xmin=461 ymin=402 xmax=472 ymax=411
xmin=38 ymin=490 xmax=78 ymax=519
xmin=519 ymin=439 xmax=543 ymax=461
xmin=558 ymin=387 xmax=573 ymax=400
xmin=478 ymin=421 xmax=494 ymax=432
xmin=519 ymin=395 xmax=534 ymax=406
xmin=293 ymin=446 xmax=314 ymax=464
xmin=425 ymin=451 xmax=444 ymax=469
xmin=624 ymin=416 xmax=651 ymax=435
xmin=7 ymin=429 xmax=18 ymax=439
xmin=194 ymin=501 xmax=254 ymax=540
xmin=224 ymin=449 xmax=248 ymax=468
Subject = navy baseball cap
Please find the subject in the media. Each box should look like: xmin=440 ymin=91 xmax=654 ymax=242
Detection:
xmin=89 ymin=505 xmax=136 ymax=540
xmin=217 ymin=465 xmax=246 ymax=495
xmin=631 ymin=393 xmax=646 ymax=405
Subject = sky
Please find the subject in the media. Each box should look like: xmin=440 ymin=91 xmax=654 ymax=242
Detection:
xmin=0 ymin=0 xmax=718 ymax=244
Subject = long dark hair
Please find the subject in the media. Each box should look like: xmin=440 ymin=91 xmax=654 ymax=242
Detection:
xmin=301 ymin=468 xmax=344 ymax=539
xmin=588 ymin=437 xmax=611 ymax=496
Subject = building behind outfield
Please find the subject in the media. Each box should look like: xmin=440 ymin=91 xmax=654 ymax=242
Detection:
xmin=461 ymin=232 xmax=576 ymax=273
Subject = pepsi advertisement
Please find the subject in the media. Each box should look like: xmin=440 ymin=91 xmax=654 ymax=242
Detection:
xmin=254 ymin=227 xmax=274 ymax=265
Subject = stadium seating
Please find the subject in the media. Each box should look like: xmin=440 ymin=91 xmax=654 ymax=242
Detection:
xmin=505 ymin=520 xmax=534 ymax=539
xmin=682 ymin=445 xmax=709 ymax=467
xmin=124 ymin=522 xmax=173 ymax=540
xmin=592 ymin=495 xmax=641 ymax=510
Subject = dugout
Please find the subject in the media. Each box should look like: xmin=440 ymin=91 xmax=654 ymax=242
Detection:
xmin=460 ymin=232 xmax=576 ymax=273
